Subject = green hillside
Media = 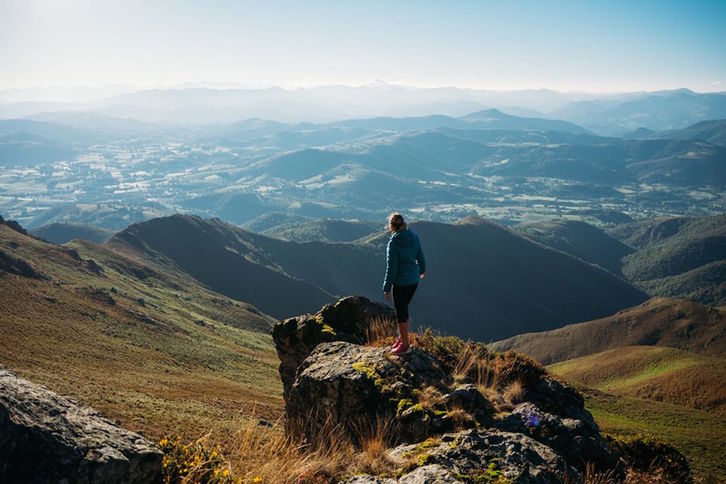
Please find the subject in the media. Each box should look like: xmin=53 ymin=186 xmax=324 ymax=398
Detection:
xmin=548 ymin=346 xmax=726 ymax=414
xmin=614 ymin=214 xmax=726 ymax=305
xmin=547 ymin=347 xmax=726 ymax=480
xmin=262 ymin=218 xmax=380 ymax=243
xmin=0 ymin=222 xmax=282 ymax=446
xmin=577 ymin=389 xmax=726 ymax=481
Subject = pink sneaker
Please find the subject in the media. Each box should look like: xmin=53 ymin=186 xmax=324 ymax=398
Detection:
xmin=390 ymin=344 xmax=411 ymax=356
xmin=392 ymin=337 xmax=401 ymax=350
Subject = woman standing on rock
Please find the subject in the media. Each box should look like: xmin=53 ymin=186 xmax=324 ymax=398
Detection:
xmin=383 ymin=212 xmax=425 ymax=355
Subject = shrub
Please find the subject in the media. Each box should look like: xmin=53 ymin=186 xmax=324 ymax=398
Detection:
xmin=606 ymin=433 xmax=692 ymax=483
xmin=411 ymin=328 xmax=469 ymax=370
xmin=159 ymin=436 xmax=235 ymax=483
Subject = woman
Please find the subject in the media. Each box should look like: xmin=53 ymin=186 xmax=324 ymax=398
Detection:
xmin=382 ymin=212 xmax=425 ymax=355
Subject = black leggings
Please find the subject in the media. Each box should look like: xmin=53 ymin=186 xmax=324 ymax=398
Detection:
xmin=393 ymin=283 xmax=418 ymax=323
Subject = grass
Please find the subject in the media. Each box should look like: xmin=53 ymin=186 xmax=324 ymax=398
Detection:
xmin=548 ymin=345 xmax=726 ymax=481
xmin=579 ymin=389 xmax=726 ymax=482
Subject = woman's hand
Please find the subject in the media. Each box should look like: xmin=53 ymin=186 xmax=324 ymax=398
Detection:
xmin=384 ymin=291 xmax=390 ymax=301
xmin=420 ymin=272 xmax=426 ymax=279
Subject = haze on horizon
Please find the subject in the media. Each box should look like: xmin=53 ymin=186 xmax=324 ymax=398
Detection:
xmin=2 ymin=0 xmax=726 ymax=101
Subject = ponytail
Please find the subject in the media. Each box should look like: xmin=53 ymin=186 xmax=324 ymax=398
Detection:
xmin=388 ymin=212 xmax=407 ymax=231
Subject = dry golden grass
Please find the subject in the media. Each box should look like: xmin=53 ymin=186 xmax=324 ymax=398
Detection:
xmin=416 ymin=385 xmax=445 ymax=411
xmin=365 ymin=316 xmax=398 ymax=344
xmin=220 ymin=413 xmax=397 ymax=483
xmin=503 ymin=380 xmax=526 ymax=404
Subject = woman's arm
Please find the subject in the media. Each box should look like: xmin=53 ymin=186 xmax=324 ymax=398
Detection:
xmin=416 ymin=238 xmax=426 ymax=275
xmin=382 ymin=239 xmax=398 ymax=294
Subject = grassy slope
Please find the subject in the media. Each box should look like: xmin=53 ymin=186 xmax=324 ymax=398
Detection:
xmin=489 ymin=297 xmax=726 ymax=364
xmin=0 ymin=225 xmax=283 ymax=445
xmin=548 ymin=346 xmax=726 ymax=414
xmin=262 ymin=219 xmax=379 ymax=243
xmin=579 ymin=389 xmax=726 ymax=481
xmin=547 ymin=346 xmax=726 ymax=480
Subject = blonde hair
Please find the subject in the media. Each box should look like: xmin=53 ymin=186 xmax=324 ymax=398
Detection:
xmin=388 ymin=212 xmax=407 ymax=231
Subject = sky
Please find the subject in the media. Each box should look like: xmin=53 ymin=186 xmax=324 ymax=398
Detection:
xmin=2 ymin=0 xmax=725 ymax=94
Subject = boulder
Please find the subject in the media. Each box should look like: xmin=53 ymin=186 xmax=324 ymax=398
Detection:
xmin=0 ymin=367 xmax=162 ymax=483
xmin=272 ymin=296 xmax=395 ymax=396
xmin=286 ymin=341 xmax=457 ymax=444
xmin=495 ymin=401 xmax=620 ymax=475
xmin=354 ymin=429 xmax=580 ymax=483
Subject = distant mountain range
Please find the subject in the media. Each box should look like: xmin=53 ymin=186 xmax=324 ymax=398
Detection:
xmin=2 ymin=85 xmax=725 ymax=134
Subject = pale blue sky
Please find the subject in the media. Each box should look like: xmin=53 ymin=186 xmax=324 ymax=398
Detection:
xmin=1 ymin=0 xmax=725 ymax=92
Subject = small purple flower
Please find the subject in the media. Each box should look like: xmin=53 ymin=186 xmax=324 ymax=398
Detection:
xmin=524 ymin=411 xmax=541 ymax=428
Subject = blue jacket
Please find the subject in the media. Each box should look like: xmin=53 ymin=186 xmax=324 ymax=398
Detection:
xmin=382 ymin=228 xmax=426 ymax=292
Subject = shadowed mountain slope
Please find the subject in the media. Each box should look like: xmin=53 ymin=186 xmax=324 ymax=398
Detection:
xmin=514 ymin=219 xmax=634 ymax=275
xmin=0 ymin=221 xmax=282 ymax=445
xmin=108 ymin=215 xmax=335 ymax=319
xmin=32 ymin=222 xmax=115 ymax=244
xmin=111 ymin=214 xmax=648 ymax=341
xmin=261 ymin=218 xmax=379 ymax=243
xmin=490 ymin=298 xmax=726 ymax=365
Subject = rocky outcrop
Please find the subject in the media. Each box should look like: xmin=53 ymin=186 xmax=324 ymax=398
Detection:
xmin=350 ymin=428 xmax=580 ymax=483
xmin=275 ymin=297 xmax=686 ymax=483
xmin=0 ymin=216 xmax=28 ymax=235
xmin=0 ymin=249 xmax=47 ymax=279
xmin=494 ymin=401 xmax=618 ymax=473
xmin=285 ymin=341 xmax=490 ymax=443
xmin=272 ymin=295 xmax=395 ymax=396
xmin=0 ymin=367 xmax=162 ymax=483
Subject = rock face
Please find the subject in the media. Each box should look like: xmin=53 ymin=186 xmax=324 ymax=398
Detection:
xmin=272 ymin=295 xmax=395 ymax=396
xmin=0 ymin=367 xmax=163 ymax=483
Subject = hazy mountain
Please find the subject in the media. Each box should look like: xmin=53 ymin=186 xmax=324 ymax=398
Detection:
xmin=490 ymin=297 xmax=726 ymax=364
xmin=514 ymin=219 xmax=634 ymax=275
xmin=110 ymin=214 xmax=648 ymax=341
xmin=639 ymin=119 xmax=726 ymax=147
xmin=327 ymin=108 xmax=589 ymax=134
xmin=554 ymin=89 xmax=726 ymax=134
xmin=31 ymin=222 xmax=115 ymax=245
xmin=0 ymin=132 xmax=75 ymax=166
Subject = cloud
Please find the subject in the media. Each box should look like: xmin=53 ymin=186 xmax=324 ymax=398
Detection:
xmin=712 ymin=80 xmax=722 ymax=86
